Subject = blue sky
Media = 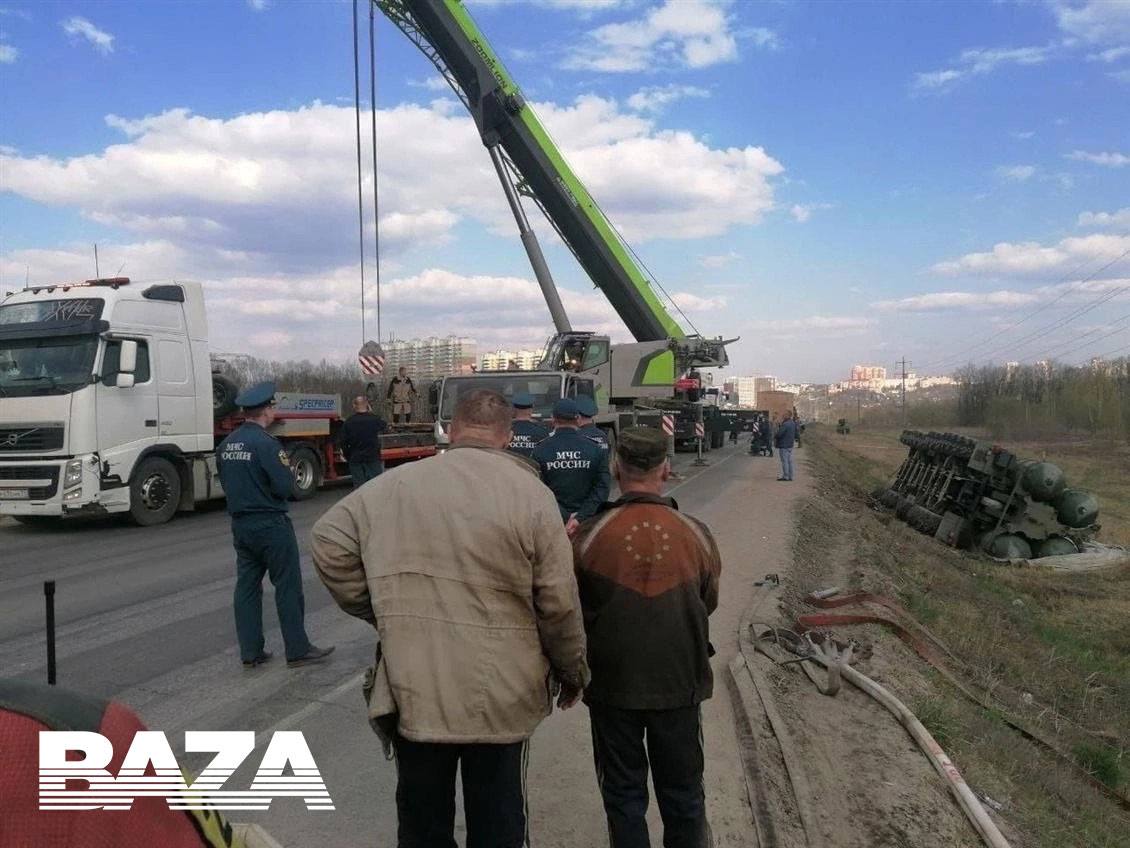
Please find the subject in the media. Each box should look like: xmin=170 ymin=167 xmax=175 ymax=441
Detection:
xmin=1 ymin=0 xmax=1128 ymax=383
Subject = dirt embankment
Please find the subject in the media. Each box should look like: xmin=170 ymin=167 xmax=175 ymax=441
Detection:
xmin=743 ymin=426 xmax=1130 ymax=848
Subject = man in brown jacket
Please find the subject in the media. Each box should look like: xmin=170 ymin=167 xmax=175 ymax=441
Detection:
xmin=573 ymin=427 xmax=722 ymax=848
xmin=311 ymin=389 xmax=590 ymax=848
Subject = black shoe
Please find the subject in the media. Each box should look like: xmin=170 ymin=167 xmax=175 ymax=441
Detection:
xmin=777 ymin=477 xmax=788 ymax=481
xmin=287 ymin=645 xmax=335 ymax=668
xmin=242 ymin=650 xmax=273 ymax=668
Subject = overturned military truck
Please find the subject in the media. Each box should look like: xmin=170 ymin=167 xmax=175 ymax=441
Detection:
xmin=876 ymin=431 xmax=1100 ymax=559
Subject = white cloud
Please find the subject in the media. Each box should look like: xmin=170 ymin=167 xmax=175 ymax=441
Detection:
xmin=1066 ymin=149 xmax=1129 ymax=167
xmin=0 ymin=98 xmax=783 ymax=264
xmin=1087 ymin=45 xmax=1130 ymax=62
xmin=789 ymin=202 xmax=832 ymax=222
xmin=626 ymin=84 xmax=710 ymax=114
xmin=247 ymin=0 xmax=269 ymax=10
xmin=698 ymin=251 xmax=740 ymax=269
xmin=0 ymin=42 xmax=16 ymax=63
xmin=912 ymin=45 xmax=1053 ymax=93
xmin=1078 ymin=208 xmax=1130 ymax=230
xmin=563 ymin=0 xmax=748 ymax=72
xmin=1010 ymin=130 xmax=1035 ymax=140
xmin=408 ymin=76 xmax=451 ymax=93
xmin=873 ymin=277 xmax=1130 ymax=313
xmin=0 ymin=94 xmax=782 ymax=357
xmin=995 ymin=164 xmax=1037 ymax=182
xmin=61 ymin=16 xmax=114 ymax=55
xmin=744 ymin=315 xmax=874 ymax=339
xmin=1054 ymin=1 xmax=1130 ymax=44
xmin=872 ymin=290 xmax=1038 ymax=313
xmin=931 ymin=233 xmax=1130 ymax=276
xmin=670 ymin=291 xmax=726 ymax=311
xmin=1111 ymin=68 xmax=1130 ymax=83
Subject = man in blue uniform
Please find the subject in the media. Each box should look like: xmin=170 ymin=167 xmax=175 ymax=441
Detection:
xmin=576 ymin=396 xmax=611 ymax=508
xmin=216 ymin=382 xmax=334 ymax=669
xmin=507 ymin=393 xmax=549 ymax=460
xmin=533 ymin=398 xmax=609 ymax=537
xmin=576 ymin=396 xmax=609 ymax=449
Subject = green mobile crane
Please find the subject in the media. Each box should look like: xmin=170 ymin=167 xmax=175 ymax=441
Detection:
xmin=379 ymin=0 xmax=734 ymax=442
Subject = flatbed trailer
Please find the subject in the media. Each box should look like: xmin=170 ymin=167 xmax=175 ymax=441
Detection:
xmin=214 ymin=392 xmax=436 ymax=500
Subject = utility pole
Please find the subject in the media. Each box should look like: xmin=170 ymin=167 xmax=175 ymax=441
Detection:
xmin=899 ymin=356 xmax=910 ymax=425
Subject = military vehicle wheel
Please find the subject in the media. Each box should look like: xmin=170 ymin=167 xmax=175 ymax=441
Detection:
xmin=213 ymin=374 xmax=240 ymax=419
xmin=895 ymin=496 xmax=914 ymax=520
xmin=288 ymin=446 xmax=321 ymax=501
xmin=129 ymin=456 xmax=181 ymax=526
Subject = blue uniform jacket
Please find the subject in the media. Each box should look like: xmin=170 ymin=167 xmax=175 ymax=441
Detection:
xmin=532 ymin=427 xmax=609 ymax=522
xmin=217 ymin=422 xmax=294 ymax=517
xmin=508 ymin=419 xmax=550 ymax=459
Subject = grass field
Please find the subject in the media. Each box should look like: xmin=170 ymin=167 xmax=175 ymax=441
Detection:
xmin=794 ymin=424 xmax=1130 ymax=847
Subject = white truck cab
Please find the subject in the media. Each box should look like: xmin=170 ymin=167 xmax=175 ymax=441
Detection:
xmin=0 ymin=278 xmax=220 ymax=525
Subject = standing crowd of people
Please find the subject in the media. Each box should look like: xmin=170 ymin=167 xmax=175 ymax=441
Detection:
xmin=306 ymin=387 xmax=722 ymax=847
xmin=207 ymin=377 xmax=812 ymax=846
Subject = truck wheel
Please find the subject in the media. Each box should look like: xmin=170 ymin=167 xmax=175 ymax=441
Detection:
xmin=129 ymin=456 xmax=181 ymax=526
xmin=288 ymin=446 xmax=321 ymax=501
xmin=213 ymin=374 xmax=240 ymax=419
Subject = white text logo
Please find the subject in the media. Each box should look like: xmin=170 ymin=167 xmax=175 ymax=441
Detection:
xmin=39 ymin=730 xmax=334 ymax=811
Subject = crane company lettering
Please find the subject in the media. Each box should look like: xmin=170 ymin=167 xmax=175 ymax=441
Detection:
xmin=39 ymin=730 xmax=334 ymax=812
xmin=544 ymin=450 xmax=592 ymax=470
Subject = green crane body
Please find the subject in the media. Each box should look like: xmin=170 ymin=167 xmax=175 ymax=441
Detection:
xmin=376 ymin=0 xmax=731 ymax=404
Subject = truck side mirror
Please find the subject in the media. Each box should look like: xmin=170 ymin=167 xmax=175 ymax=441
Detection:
xmin=118 ymin=340 xmax=138 ymax=374
xmin=115 ymin=340 xmax=138 ymax=388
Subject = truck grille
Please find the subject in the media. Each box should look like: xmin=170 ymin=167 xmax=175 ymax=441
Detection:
xmin=0 ymin=425 xmax=65 ymax=452
xmin=0 ymin=466 xmax=59 ymax=499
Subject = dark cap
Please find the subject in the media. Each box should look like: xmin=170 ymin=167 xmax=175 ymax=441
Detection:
xmin=575 ymin=396 xmax=598 ymax=418
xmin=512 ymin=392 xmax=534 ymax=409
xmin=616 ymin=426 xmax=668 ymax=471
xmin=552 ymin=398 xmax=579 ymax=419
xmin=234 ymin=381 xmax=276 ymax=410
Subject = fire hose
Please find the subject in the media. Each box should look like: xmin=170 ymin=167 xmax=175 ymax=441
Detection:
xmin=801 ymin=642 xmax=1013 ymax=848
xmin=795 ymin=590 xmax=1130 ymax=813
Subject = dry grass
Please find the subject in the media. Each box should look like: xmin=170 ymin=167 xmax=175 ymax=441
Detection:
xmin=794 ymin=425 xmax=1130 ymax=848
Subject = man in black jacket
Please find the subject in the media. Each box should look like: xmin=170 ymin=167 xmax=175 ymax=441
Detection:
xmin=339 ymin=396 xmax=387 ymax=488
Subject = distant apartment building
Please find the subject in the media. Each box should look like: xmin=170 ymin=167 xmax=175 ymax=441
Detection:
xmin=850 ymin=365 xmax=887 ymax=381
xmin=383 ymin=336 xmax=477 ymax=380
xmin=480 ymin=348 xmax=545 ymax=371
xmin=754 ymin=375 xmax=777 ymax=397
xmin=734 ymin=376 xmax=758 ymax=407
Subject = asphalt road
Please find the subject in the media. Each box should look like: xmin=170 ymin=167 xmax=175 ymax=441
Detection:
xmin=1 ymin=439 xmax=789 ymax=847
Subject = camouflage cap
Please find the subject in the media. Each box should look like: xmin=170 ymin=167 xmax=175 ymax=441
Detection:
xmin=616 ymin=426 xmax=668 ymax=471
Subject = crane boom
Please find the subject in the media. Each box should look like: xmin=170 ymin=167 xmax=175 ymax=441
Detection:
xmin=376 ymin=0 xmax=691 ymax=344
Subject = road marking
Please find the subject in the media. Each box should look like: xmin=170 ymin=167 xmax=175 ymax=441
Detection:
xmin=667 ymin=447 xmax=741 ymax=497
xmin=254 ymin=671 xmax=366 ymax=749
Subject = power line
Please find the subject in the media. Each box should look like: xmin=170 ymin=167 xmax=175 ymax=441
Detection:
xmin=920 ymin=249 xmax=1130 ymax=372
xmin=929 ymin=249 xmax=1130 ymax=371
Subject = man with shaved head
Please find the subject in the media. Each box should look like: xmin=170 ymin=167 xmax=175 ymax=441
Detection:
xmin=312 ymin=389 xmax=589 ymax=847
xmin=339 ymin=395 xmax=387 ymax=488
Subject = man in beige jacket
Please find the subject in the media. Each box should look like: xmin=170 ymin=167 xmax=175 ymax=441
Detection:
xmin=311 ymin=388 xmax=590 ymax=848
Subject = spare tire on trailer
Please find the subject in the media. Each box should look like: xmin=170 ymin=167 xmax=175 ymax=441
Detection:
xmin=287 ymin=446 xmax=321 ymax=501
xmin=213 ymin=374 xmax=240 ymax=419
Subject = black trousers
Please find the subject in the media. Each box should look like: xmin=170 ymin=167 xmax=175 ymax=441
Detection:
xmin=589 ymin=703 xmax=710 ymax=848
xmin=393 ymin=735 xmax=528 ymax=848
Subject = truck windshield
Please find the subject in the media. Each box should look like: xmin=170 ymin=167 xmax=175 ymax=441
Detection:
xmin=439 ymin=374 xmax=563 ymax=421
xmin=0 ymin=336 xmax=98 ymax=397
